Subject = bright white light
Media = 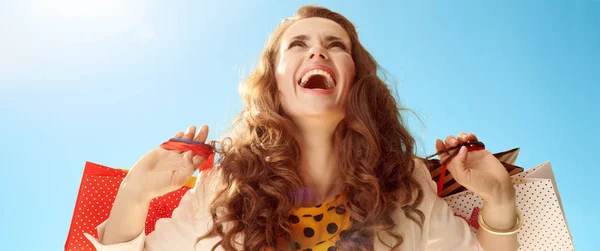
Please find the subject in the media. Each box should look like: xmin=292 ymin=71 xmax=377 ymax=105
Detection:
xmin=0 ymin=0 xmax=152 ymax=78
xmin=31 ymin=0 xmax=150 ymax=38
xmin=38 ymin=0 xmax=126 ymax=21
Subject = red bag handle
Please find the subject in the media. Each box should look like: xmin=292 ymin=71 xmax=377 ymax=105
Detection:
xmin=160 ymin=138 xmax=215 ymax=171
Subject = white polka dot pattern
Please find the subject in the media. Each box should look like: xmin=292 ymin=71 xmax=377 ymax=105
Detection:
xmin=443 ymin=162 xmax=574 ymax=251
xmin=65 ymin=162 xmax=193 ymax=251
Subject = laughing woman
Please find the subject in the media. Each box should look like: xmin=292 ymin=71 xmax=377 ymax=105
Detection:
xmin=86 ymin=6 xmax=520 ymax=251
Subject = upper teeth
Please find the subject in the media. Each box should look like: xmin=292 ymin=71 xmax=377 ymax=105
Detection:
xmin=299 ymin=69 xmax=335 ymax=89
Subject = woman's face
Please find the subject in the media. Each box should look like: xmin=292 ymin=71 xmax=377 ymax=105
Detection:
xmin=275 ymin=17 xmax=356 ymax=123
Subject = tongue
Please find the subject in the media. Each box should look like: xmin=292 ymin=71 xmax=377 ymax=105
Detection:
xmin=303 ymin=75 xmax=328 ymax=89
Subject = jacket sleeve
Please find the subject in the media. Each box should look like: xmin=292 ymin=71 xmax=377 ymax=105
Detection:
xmin=413 ymin=159 xmax=485 ymax=251
xmin=84 ymin=171 xmax=219 ymax=251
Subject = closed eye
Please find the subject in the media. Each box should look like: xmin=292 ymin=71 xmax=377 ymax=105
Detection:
xmin=328 ymin=41 xmax=347 ymax=51
xmin=288 ymin=40 xmax=306 ymax=49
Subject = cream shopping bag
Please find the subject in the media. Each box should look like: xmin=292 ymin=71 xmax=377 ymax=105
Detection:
xmin=442 ymin=161 xmax=575 ymax=250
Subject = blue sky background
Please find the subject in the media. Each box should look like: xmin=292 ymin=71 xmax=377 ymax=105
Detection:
xmin=1 ymin=0 xmax=598 ymax=250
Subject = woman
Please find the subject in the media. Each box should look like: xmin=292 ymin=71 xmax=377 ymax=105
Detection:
xmin=86 ymin=6 xmax=520 ymax=251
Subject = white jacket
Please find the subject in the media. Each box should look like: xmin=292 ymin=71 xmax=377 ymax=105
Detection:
xmin=85 ymin=159 xmax=484 ymax=250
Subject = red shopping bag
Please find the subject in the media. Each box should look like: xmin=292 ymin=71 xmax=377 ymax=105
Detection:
xmin=65 ymin=139 xmax=214 ymax=251
xmin=64 ymin=162 xmax=202 ymax=251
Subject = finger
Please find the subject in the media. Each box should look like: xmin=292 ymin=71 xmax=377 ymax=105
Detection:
xmin=183 ymin=126 xmax=196 ymax=140
xmin=176 ymin=150 xmax=198 ymax=184
xmin=445 ymin=135 xmax=458 ymax=148
xmin=193 ymin=124 xmax=209 ymax=143
xmin=455 ymin=146 xmax=468 ymax=165
xmin=435 ymin=139 xmax=451 ymax=162
xmin=467 ymin=133 xmax=479 ymax=142
xmin=457 ymin=132 xmax=468 ymax=143
xmin=192 ymin=155 xmax=207 ymax=167
xmin=447 ymin=146 xmax=469 ymax=179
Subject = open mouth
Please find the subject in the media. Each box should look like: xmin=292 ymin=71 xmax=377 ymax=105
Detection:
xmin=298 ymin=69 xmax=336 ymax=90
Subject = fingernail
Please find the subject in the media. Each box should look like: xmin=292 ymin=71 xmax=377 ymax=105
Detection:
xmin=450 ymin=139 xmax=457 ymax=145
xmin=459 ymin=146 xmax=466 ymax=154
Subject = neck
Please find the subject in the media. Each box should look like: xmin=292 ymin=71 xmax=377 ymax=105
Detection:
xmin=294 ymin=117 xmax=344 ymax=206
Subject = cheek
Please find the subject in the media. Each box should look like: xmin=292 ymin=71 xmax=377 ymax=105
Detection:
xmin=340 ymin=56 xmax=356 ymax=84
xmin=275 ymin=54 xmax=298 ymax=91
xmin=337 ymin=56 xmax=356 ymax=101
xmin=347 ymin=63 xmax=356 ymax=81
xmin=275 ymin=67 xmax=291 ymax=96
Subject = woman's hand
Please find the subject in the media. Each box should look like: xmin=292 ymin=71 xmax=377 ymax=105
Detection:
xmin=435 ymin=133 xmax=515 ymax=205
xmin=123 ymin=125 xmax=211 ymax=201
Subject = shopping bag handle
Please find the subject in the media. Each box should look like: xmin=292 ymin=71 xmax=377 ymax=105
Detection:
xmin=160 ymin=138 xmax=215 ymax=171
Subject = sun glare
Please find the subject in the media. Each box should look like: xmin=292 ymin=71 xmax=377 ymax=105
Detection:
xmin=37 ymin=0 xmax=133 ymax=21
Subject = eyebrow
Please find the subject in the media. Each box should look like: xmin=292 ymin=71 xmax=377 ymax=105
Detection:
xmin=290 ymin=34 xmax=309 ymax=42
xmin=325 ymin=35 xmax=343 ymax=42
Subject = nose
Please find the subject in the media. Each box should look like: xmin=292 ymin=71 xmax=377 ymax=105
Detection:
xmin=308 ymin=46 xmax=329 ymax=61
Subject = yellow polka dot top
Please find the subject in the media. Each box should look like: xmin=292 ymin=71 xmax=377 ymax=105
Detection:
xmin=269 ymin=194 xmax=352 ymax=251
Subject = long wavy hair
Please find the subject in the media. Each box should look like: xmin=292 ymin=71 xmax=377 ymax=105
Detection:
xmin=197 ymin=5 xmax=425 ymax=251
